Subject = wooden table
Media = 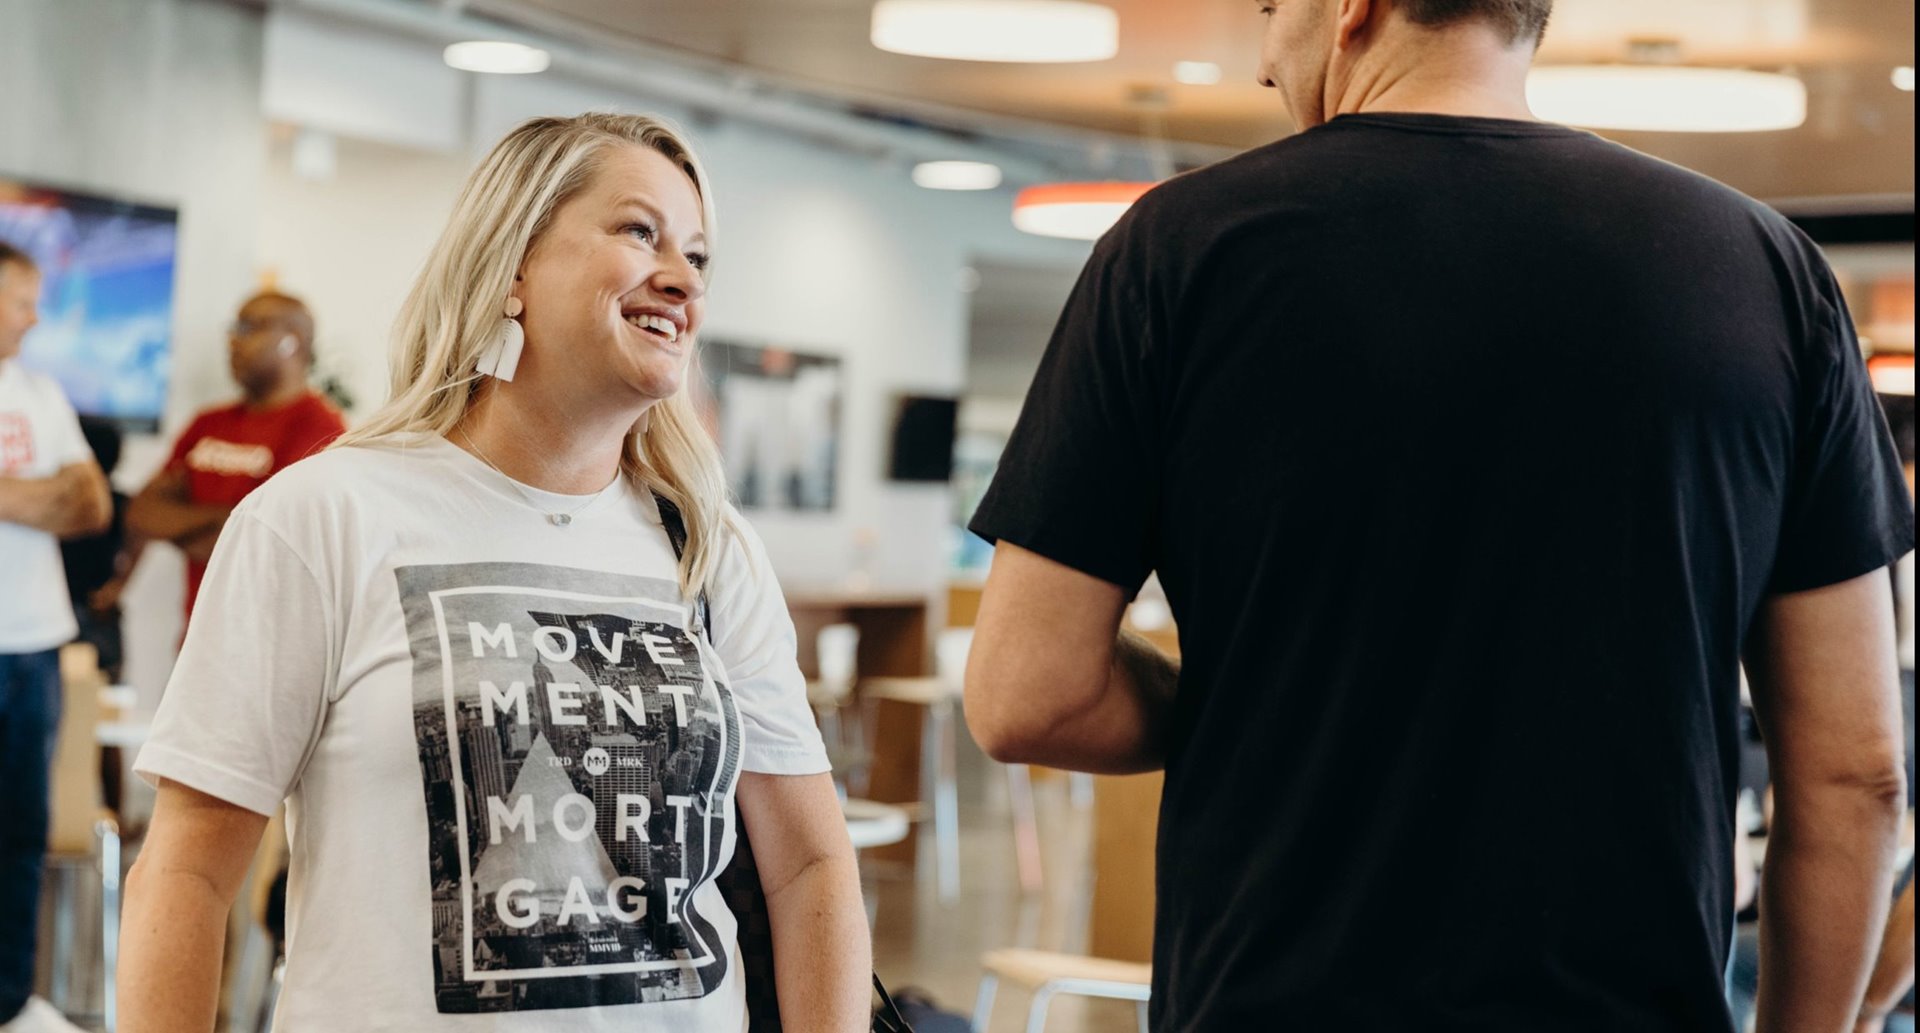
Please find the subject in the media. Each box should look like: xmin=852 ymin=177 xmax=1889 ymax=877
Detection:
xmin=787 ymin=591 xmax=933 ymax=865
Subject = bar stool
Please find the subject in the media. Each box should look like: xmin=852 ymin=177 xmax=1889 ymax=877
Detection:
xmin=863 ymin=627 xmax=1045 ymax=901
xmin=971 ymin=947 xmax=1150 ymax=1033
xmin=807 ymin=623 xmax=870 ymax=789
xmin=44 ymin=643 xmax=121 ymax=1032
xmin=841 ymin=797 xmax=910 ymax=931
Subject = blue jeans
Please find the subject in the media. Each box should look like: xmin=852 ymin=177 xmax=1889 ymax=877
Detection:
xmin=0 ymin=648 xmax=61 ymax=1023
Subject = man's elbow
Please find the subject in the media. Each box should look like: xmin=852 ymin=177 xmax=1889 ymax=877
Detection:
xmin=58 ymin=488 xmax=112 ymax=538
xmin=963 ymin=661 xmax=1087 ymax=766
xmin=79 ymin=493 xmax=112 ymax=537
xmin=1778 ymin=749 xmax=1909 ymax=819
xmin=965 ymin=695 xmax=1044 ymax=765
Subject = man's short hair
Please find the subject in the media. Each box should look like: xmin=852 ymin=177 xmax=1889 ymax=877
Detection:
xmin=246 ymin=290 xmax=316 ymax=347
xmin=1397 ymin=0 xmax=1553 ymax=45
xmin=0 ymin=240 xmax=36 ymax=278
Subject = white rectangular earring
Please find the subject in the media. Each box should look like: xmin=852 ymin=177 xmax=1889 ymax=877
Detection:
xmin=476 ymin=298 xmax=525 ymax=381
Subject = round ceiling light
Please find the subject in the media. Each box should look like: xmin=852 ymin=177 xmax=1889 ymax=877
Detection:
xmin=871 ymin=0 xmax=1119 ymax=63
xmin=1174 ymin=61 xmax=1222 ymax=86
xmin=1527 ymin=66 xmax=1805 ymax=132
xmin=443 ymin=41 xmax=551 ymax=75
xmin=1012 ymin=182 xmax=1154 ymax=240
xmin=912 ymin=160 xmax=1005 ymax=191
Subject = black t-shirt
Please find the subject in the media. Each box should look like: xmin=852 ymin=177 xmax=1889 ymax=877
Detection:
xmin=969 ymin=114 xmax=1915 ymax=1032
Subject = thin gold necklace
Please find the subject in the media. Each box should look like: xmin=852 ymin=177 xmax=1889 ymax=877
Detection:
xmin=456 ymin=428 xmax=615 ymax=527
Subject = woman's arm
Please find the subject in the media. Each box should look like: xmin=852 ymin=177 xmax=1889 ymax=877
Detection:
xmin=120 ymin=779 xmax=270 ymax=1033
xmin=736 ymin=771 xmax=871 ymax=1031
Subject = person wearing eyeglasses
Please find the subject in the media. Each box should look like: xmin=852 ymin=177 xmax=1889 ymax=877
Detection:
xmin=125 ymin=291 xmax=345 ymax=622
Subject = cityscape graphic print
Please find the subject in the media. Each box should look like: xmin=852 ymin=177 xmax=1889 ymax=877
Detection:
xmin=395 ymin=562 xmax=742 ymax=1014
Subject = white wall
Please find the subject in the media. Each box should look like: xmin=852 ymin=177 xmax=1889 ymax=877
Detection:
xmin=257 ymin=57 xmax=1092 ymax=596
xmin=0 ymin=0 xmax=269 ymax=448
xmin=256 ymin=133 xmax=468 ymax=418
xmin=0 ymin=0 xmax=269 ymax=710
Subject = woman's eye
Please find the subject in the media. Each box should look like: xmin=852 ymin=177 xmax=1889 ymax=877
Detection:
xmin=624 ymin=223 xmax=656 ymax=242
xmin=687 ymin=253 xmax=710 ymax=272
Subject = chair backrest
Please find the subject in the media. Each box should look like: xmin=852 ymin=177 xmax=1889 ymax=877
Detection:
xmin=815 ymin=623 xmax=860 ymax=701
xmin=48 ymin=643 xmax=106 ymax=856
xmin=934 ymin=626 xmax=972 ymax=688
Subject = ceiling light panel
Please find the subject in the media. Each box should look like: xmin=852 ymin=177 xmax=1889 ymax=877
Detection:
xmin=1527 ymin=66 xmax=1806 ymax=132
xmin=871 ymin=0 xmax=1120 ymax=63
xmin=913 ymin=160 xmax=1005 ymax=190
xmin=443 ymin=40 xmax=551 ymax=74
xmin=1174 ymin=61 xmax=1222 ymax=86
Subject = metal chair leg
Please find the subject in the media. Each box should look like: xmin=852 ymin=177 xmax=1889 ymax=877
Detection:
xmin=932 ymin=699 xmax=961 ymax=903
xmin=1023 ymin=983 xmax=1058 ymax=1033
xmin=257 ymin=955 xmax=286 ymax=1033
xmin=971 ymin=973 xmax=999 ymax=1032
xmin=1068 ymin=772 xmax=1094 ymax=810
xmin=50 ymin=863 xmax=74 ymax=1012
xmin=1136 ymin=999 xmax=1150 ymax=1033
xmin=99 ymin=820 xmax=121 ymax=1033
xmin=1007 ymin=763 xmax=1043 ymax=893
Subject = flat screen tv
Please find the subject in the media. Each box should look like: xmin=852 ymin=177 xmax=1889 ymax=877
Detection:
xmin=888 ymin=394 xmax=958 ymax=483
xmin=0 ymin=177 xmax=179 ymax=432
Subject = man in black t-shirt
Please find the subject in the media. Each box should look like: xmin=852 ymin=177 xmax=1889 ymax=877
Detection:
xmin=963 ymin=2 xmax=1914 ymax=1032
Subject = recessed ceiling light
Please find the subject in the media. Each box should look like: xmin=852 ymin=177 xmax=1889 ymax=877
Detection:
xmin=1174 ymin=61 xmax=1222 ymax=86
xmin=912 ymin=161 xmax=1004 ymax=191
xmin=870 ymin=0 xmax=1119 ymax=63
xmin=443 ymin=41 xmax=551 ymax=75
xmin=1528 ymin=66 xmax=1805 ymax=132
xmin=1012 ymin=182 xmax=1154 ymax=240
xmin=1895 ymin=66 xmax=1916 ymax=92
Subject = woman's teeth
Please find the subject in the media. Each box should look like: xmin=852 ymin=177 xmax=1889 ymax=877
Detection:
xmin=625 ymin=312 xmax=680 ymax=343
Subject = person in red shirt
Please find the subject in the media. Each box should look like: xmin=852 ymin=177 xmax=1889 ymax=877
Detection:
xmin=129 ymin=291 xmax=345 ymax=618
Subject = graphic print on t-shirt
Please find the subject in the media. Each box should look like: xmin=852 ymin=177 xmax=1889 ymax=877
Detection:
xmin=396 ymin=562 xmax=742 ymax=1014
xmin=0 ymin=412 xmax=33 ymax=472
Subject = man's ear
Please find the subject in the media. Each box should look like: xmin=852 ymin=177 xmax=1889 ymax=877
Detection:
xmin=1335 ymin=0 xmax=1375 ymax=50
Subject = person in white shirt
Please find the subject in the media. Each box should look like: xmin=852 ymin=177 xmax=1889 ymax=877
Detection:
xmin=118 ymin=114 xmax=870 ymax=1031
xmin=0 ymin=240 xmax=111 ymax=1033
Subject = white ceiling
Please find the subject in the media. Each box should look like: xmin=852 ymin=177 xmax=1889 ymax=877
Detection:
xmin=455 ymin=0 xmax=1915 ymax=199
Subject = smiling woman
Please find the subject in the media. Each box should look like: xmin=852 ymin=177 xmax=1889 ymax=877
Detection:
xmin=117 ymin=114 xmax=874 ymax=1033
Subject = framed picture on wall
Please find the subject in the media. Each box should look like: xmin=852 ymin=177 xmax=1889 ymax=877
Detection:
xmin=693 ymin=340 xmax=842 ymax=512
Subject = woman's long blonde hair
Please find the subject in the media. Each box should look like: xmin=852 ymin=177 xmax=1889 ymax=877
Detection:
xmin=336 ymin=113 xmax=734 ymax=600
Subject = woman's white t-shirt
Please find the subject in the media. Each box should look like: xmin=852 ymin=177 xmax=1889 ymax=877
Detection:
xmin=135 ymin=436 xmax=830 ymax=1031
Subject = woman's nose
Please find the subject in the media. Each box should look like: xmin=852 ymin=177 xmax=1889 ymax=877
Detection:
xmin=654 ymin=252 xmax=706 ymax=301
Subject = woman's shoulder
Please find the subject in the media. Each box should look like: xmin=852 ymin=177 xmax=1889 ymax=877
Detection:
xmin=235 ymin=435 xmax=451 ymax=528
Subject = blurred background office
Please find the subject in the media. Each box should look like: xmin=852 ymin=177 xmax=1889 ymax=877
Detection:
xmin=0 ymin=1 xmax=1911 ymax=1030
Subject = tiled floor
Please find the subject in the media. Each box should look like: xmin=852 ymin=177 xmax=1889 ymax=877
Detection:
xmin=867 ymin=738 xmax=1145 ymax=1033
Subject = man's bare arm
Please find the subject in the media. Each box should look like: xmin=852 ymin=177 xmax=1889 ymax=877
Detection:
xmin=965 ymin=542 xmax=1179 ymax=774
xmin=0 ymin=460 xmax=111 ymax=537
xmin=127 ymin=465 xmax=229 ymax=545
xmin=1745 ymin=569 xmax=1909 ymax=1033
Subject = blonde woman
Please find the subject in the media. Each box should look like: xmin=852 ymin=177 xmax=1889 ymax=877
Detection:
xmin=119 ymin=114 xmax=870 ymax=1031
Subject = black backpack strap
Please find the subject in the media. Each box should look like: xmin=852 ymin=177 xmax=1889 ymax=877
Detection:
xmin=653 ymin=488 xmax=910 ymax=1032
xmin=651 ymin=490 xmax=712 ymax=642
